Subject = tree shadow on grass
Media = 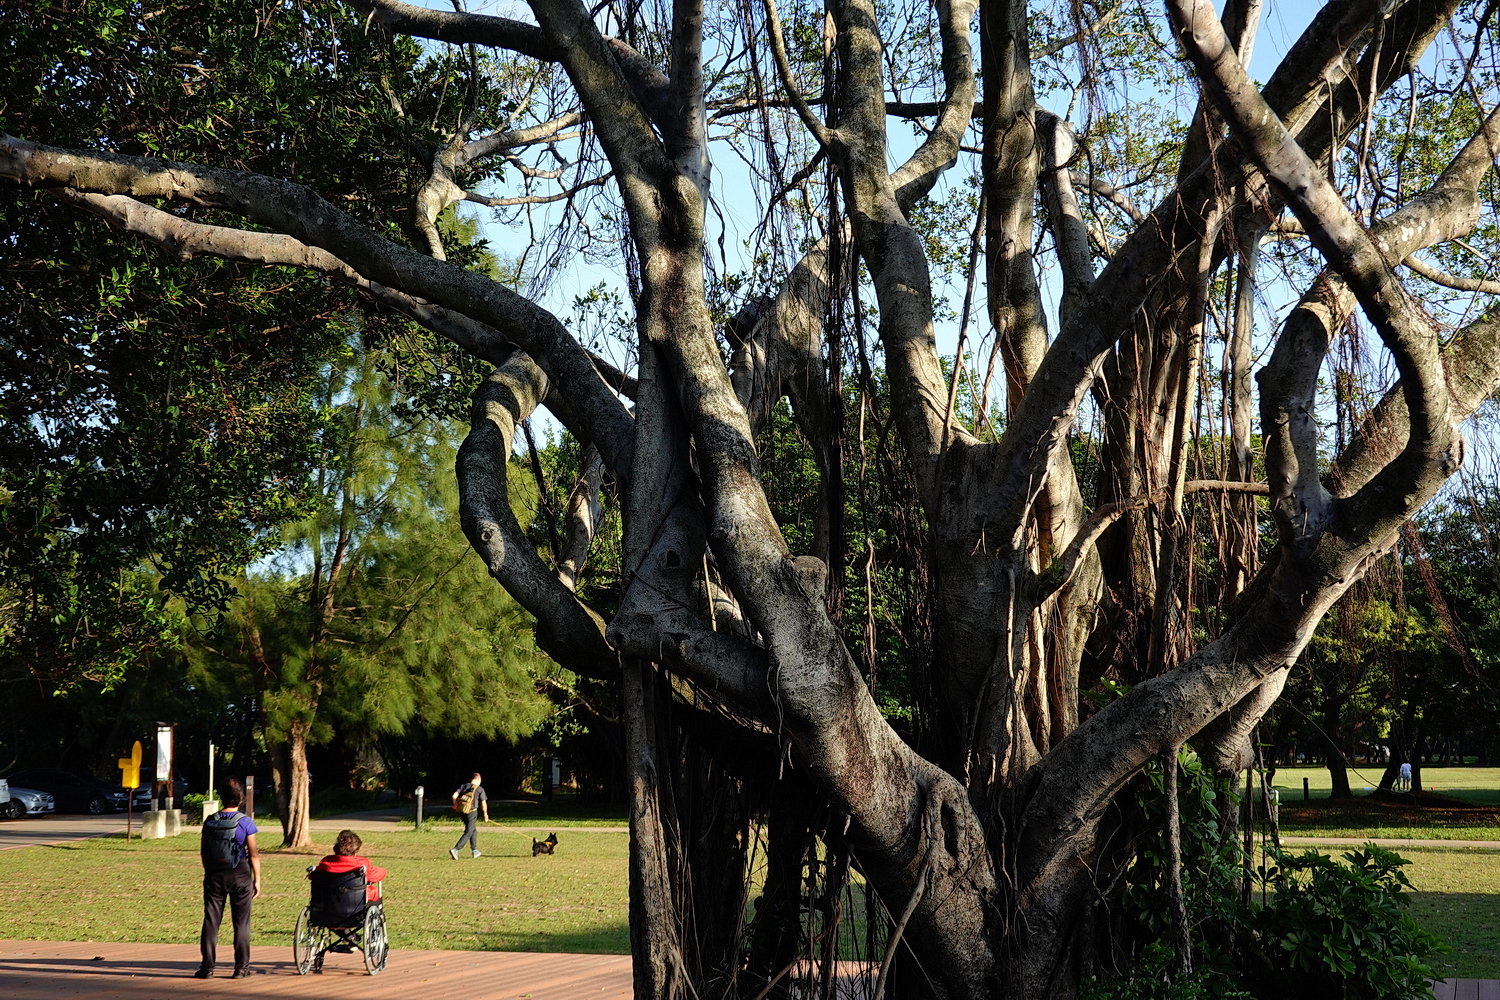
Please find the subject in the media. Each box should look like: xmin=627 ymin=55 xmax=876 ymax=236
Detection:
xmin=1410 ymin=891 xmax=1500 ymax=979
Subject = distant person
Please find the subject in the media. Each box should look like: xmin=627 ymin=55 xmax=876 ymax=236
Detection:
xmin=1399 ymin=761 xmax=1412 ymax=792
xmin=449 ymin=772 xmax=489 ymax=860
xmin=313 ymin=829 xmax=387 ymax=903
xmin=196 ymin=777 xmax=260 ymax=979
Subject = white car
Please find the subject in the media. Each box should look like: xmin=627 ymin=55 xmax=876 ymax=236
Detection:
xmin=4 ymin=786 xmax=56 ymax=818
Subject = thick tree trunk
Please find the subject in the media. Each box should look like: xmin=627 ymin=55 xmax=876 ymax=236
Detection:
xmin=623 ymin=659 xmax=686 ymax=1000
xmin=271 ymin=719 xmax=314 ymax=848
xmin=1322 ymin=695 xmax=1352 ymax=799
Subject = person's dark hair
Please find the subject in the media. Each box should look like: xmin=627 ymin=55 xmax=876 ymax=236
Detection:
xmin=224 ymin=777 xmax=244 ymax=808
xmin=334 ymin=830 xmax=362 ymax=856
xmin=471 ymin=772 xmax=481 ymax=781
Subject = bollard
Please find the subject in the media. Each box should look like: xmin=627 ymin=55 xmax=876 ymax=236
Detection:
xmin=1303 ymin=777 xmax=1309 ymax=801
xmin=415 ymin=785 xmax=425 ymax=831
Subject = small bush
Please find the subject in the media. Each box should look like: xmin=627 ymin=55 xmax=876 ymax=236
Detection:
xmin=1082 ymin=942 xmax=1253 ymax=999
xmin=1101 ymin=753 xmax=1447 ymax=1000
xmin=1243 ymin=845 xmax=1447 ymax=1000
xmin=181 ymin=792 xmax=209 ymax=823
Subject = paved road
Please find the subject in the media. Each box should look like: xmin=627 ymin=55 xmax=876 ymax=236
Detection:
xmin=0 ymin=814 xmax=125 ymax=851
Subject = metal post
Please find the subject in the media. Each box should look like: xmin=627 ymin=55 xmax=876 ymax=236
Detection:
xmin=1303 ymin=777 xmax=1309 ymax=801
xmin=208 ymin=742 xmax=215 ymax=800
xmin=415 ymin=785 xmax=425 ymax=831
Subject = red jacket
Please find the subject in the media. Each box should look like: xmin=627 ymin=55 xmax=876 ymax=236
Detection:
xmin=314 ymin=854 xmax=387 ymax=902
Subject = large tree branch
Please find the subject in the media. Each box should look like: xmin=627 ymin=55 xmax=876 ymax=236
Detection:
xmin=888 ymin=0 xmax=979 ymax=209
xmin=1040 ymin=114 xmax=1094 ymax=327
xmin=985 ymin=0 xmax=1445 ymax=544
xmin=556 ymin=444 xmax=606 ymax=593
xmin=56 ymin=189 xmax=513 ymax=363
xmin=349 ymin=0 xmax=556 ymax=58
xmin=832 ymin=0 xmax=962 ymax=497
xmin=527 ymin=0 xmax=678 ymax=240
xmin=669 ymin=0 xmax=710 ymax=192
xmin=1169 ymin=0 xmax=1463 ymax=542
xmin=0 ymin=135 xmax=635 ymax=477
xmin=56 ymin=187 xmax=635 ymax=437
xmin=457 ymin=358 xmax=616 ymax=676
xmin=1402 ymin=253 xmax=1500 ymax=294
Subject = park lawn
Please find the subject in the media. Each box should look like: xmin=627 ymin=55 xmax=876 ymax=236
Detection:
xmin=1271 ymin=765 xmax=1500 ymax=805
xmin=1380 ymin=845 xmax=1500 ymax=981
xmin=409 ymin=796 xmax=630 ymax=830
xmin=0 ymin=825 xmax=629 ymax=955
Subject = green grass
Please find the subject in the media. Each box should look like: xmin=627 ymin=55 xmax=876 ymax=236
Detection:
xmin=0 ymin=825 xmax=629 ymax=954
xmin=4 ymin=782 xmax=1499 ymax=978
xmin=406 ymin=797 xmax=629 ymax=830
xmin=1272 ymin=766 xmax=1500 ymax=840
xmin=1355 ymin=845 xmax=1500 ymax=980
xmin=1271 ymin=765 xmax=1500 ymax=805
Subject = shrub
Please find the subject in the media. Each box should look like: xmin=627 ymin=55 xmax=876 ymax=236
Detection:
xmin=1244 ymin=845 xmax=1447 ymax=1000
xmin=1099 ymin=753 xmax=1447 ymax=1000
xmin=181 ymin=792 xmax=209 ymax=823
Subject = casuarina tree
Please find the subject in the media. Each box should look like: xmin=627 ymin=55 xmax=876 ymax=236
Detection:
xmin=5 ymin=0 xmax=1500 ymax=997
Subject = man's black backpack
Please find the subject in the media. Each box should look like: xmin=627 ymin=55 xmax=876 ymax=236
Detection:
xmin=202 ymin=811 xmax=244 ymax=872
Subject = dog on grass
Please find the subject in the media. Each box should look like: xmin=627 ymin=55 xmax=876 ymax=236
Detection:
xmin=531 ymin=832 xmax=558 ymax=856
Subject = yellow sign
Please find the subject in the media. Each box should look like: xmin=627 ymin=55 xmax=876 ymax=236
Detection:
xmin=118 ymin=740 xmax=143 ymax=790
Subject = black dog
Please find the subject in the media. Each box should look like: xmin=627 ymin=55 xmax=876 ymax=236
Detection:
xmin=531 ymin=832 xmax=558 ymax=856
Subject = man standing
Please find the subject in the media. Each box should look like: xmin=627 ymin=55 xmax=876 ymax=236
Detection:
xmin=196 ymin=777 xmax=261 ymax=978
xmin=449 ymin=772 xmax=489 ymax=860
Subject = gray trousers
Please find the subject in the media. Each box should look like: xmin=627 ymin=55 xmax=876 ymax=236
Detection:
xmin=453 ymin=811 xmax=479 ymax=853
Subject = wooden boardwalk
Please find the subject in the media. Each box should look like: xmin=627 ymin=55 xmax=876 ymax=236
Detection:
xmin=0 ymin=940 xmax=631 ymax=999
xmin=2 ymin=940 xmax=1492 ymax=998
xmin=1433 ymin=981 xmax=1500 ymax=1000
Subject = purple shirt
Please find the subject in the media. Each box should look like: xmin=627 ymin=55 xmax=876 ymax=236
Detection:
xmin=218 ymin=809 xmax=258 ymax=846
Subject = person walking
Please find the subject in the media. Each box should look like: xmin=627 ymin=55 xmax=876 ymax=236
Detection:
xmin=195 ymin=777 xmax=261 ymax=978
xmin=449 ymin=772 xmax=489 ymax=859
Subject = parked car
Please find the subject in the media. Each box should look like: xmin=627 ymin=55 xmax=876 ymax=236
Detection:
xmin=4 ymin=786 xmax=56 ymax=818
xmin=132 ymin=777 xmax=190 ymax=810
xmin=5 ymin=768 xmax=129 ymax=814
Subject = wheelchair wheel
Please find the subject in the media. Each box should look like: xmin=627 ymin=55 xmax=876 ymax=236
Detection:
xmin=363 ymin=902 xmax=389 ymax=975
xmin=293 ymin=906 xmax=325 ymax=975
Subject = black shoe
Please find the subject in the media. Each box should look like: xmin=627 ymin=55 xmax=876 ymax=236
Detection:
xmin=230 ymin=966 xmax=252 ymax=979
xmin=192 ymin=966 xmax=213 ymax=979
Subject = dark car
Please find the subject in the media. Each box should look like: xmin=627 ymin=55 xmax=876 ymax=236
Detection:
xmin=132 ymin=777 xmax=190 ymax=810
xmin=5 ymin=768 xmax=130 ymax=814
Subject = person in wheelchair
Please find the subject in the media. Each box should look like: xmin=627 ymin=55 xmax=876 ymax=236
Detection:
xmin=314 ymin=829 xmax=387 ymax=903
xmin=294 ymin=829 xmax=390 ymax=975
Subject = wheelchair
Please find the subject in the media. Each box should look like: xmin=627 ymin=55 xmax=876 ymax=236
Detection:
xmin=292 ymin=865 xmax=389 ymax=975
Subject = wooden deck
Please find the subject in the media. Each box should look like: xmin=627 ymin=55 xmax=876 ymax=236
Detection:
xmin=1433 ymin=981 xmax=1500 ymax=1000
xmin=2 ymin=940 xmax=1492 ymax=998
xmin=0 ymin=939 xmax=631 ymax=998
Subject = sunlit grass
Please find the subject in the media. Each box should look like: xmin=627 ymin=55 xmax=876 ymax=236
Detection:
xmin=1271 ymin=765 xmax=1500 ymax=804
xmin=0 ymin=825 xmax=629 ymax=954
